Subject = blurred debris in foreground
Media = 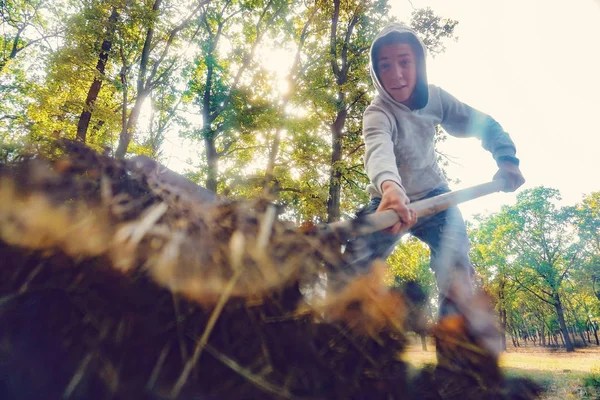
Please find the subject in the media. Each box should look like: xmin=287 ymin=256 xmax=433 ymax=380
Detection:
xmin=0 ymin=141 xmax=542 ymax=399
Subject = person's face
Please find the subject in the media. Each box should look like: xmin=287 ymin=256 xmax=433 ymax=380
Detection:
xmin=377 ymin=43 xmax=417 ymax=105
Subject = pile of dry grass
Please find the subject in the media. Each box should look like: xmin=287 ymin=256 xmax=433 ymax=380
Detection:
xmin=0 ymin=141 xmax=541 ymax=399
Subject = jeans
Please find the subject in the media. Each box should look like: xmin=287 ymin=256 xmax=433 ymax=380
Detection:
xmin=344 ymin=186 xmax=474 ymax=318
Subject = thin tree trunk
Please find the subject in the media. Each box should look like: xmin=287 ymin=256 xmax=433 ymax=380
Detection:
xmin=420 ymin=334 xmax=428 ymax=351
xmin=570 ymin=326 xmax=578 ymax=347
xmin=77 ymin=7 xmax=119 ymax=142
xmin=115 ymin=0 xmax=162 ymax=158
xmin=327 ymin=109 xmax=346 ymax=222
xmin=201 ymin=41 xmax=218 ymax=192
xmin=116 ymin=96 xmax=147 ymax=158
xmin=586 ymin=328 xmax=591 ymax=343
xmin=540 ymin=324 xmax=546 ymax=347
xmin=326 ymin=0 xmax=344 ymax=224
xmin=500 ymin=307 xmax=507 ymax=351
xmin=263 ymin=10 xmax=315 ymax=194
xmin=577 ymin=326 xmax=587 ymax=346
xmin=593 ymin=324 xmax=599 ymax=346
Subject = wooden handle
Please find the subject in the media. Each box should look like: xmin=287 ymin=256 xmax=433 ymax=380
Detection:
xmin=327 ymin=180 xmax=505 ymax=237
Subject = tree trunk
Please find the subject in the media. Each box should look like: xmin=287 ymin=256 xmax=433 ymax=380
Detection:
xmin=76 ymin=7 xmax=119 ymax=142
xmin=420 ymin=334 xmax=428 ymax=351
xmin=570 ymin=326 xmax=578 ymax=346
xmin=540 ymin=324 xmax=546 ymax=347
xmin=577 ymin=329 xmax=587 ymax=347
xmin=554 ymin=295 xmax=574 ymax=352
xmin=0 ymin=26 xmax=23 ymax=72
xmin=326 ymin=0 xmax=359 ymax=223
xmin=263 ymin=13 xmax=313 ymax=193
xmin=201 ymin=52 xmax=218 ymax=193
xmin=115 ymin=0 xmax=162 ymax=158
xmin=586 ymin=328 xmax=591 ymax=343
xmin=204 ymin=132 xmax=219 ymax=193
xmin=116 ymin=95 xmax=146 ymax=158
xmin=578 ymin=328 xmax=587 ymax=346
xmin=593 ymin=324 xmax=600 ymax=346
xmin=500 ymin=307 xmax=507 ymax=351
xmin=326 ymin=109 xmax=346 ymax=223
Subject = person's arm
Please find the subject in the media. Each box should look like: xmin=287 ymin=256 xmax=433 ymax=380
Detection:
xmin=363 ymin=105 xmax=404 ymax=194
xmin=363 ymin=106 xmax=417 ymax=232
xmin=437 ymin=87 xmax=525 ymax=192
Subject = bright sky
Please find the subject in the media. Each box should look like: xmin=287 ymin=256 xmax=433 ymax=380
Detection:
xmin=161 ymin=0 xmax=600 ymax=220
xmin=392 ymin=0 xmax=600 ymax=219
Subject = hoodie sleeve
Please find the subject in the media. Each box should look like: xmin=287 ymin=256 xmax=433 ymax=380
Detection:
xmin=363 ymin=104 xmax=405 ymax=195
xmin=437 ymin=87 xmax=517 ymax=162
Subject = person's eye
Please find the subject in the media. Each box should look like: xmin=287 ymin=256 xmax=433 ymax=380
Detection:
xmin=401 ymin=60 xmax=411 ymax=67
xmin=379 ymin=62 xmax=390 ymax=71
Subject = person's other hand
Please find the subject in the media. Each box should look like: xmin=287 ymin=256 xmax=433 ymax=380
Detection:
xmin=493 ymin=161 xmax=525 ymax=192
xmin=378 ymin=181 xmax=417 ymax=234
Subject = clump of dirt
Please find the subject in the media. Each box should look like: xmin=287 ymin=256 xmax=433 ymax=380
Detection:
xmin=0 ymin=140 xmax=542 ymax=399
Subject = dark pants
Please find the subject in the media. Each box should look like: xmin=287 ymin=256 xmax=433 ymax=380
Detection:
xmin=344 ymin=186 xmax=475 ymax=318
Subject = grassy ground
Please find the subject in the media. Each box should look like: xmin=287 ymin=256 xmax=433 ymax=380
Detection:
xmin=403 ymin=344 xmax=600 ymax=399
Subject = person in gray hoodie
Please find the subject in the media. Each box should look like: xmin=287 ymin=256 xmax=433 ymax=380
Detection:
xmin=346 ymin=23 xmax=525 ymax=319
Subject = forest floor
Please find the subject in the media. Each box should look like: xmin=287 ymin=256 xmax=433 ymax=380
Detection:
xmin=403 ymin=343 xmax=600 ymax=399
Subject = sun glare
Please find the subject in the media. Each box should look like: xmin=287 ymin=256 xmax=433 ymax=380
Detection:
xmin=257 ymin=45 xmax=295 ymax=96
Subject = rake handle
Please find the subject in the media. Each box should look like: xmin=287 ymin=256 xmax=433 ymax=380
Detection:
xmin=328 ymin=180 xmax=506 ymax=237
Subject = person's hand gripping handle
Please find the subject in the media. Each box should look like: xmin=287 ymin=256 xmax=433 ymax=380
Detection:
xmin=377 ymin=181 xmax=417 ymax=234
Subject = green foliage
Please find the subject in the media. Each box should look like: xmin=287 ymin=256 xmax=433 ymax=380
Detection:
xmin=1 ymin=0 xmax=459 ymax=222
xmin=569 ymin=193 xmax=600 ymax=302
xmin=0 ymin=0 xmax=54 ymax=71
xmin=470 ymin=187 xmax=600 ymax=351
xmin=386 ymin=237 xmax=437 ymax=320
xmin=581 ymin=367 xmax=600 ymax=399
xmin=409 ymin=7 xmax=458 ymax=57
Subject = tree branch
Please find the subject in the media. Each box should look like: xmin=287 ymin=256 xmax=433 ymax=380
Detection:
xmin=215 ymin=0 xmax=282 ymax=117
xmin=512 ymin=275 xmax=555 ymax=306
xmin=558 ymin=251 xmax=579 ymax=286
xmin=347 ymin=142 xmax=364 ymax=157
xmin=329 ymin=0 xmax=340 ymax=78
xmin=138 ymin=0 xmax=162 ymax=94
xmin=339 ymin=0 xmax=363 ymax=79
xmin=148 ymin=0 xmax=210 ymax=88
xmin=220 ymin=144 xmax=267 ymax=158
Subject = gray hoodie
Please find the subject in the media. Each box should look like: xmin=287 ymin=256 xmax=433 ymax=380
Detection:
xmin=363 ymin=24 xmax=517 ymax=200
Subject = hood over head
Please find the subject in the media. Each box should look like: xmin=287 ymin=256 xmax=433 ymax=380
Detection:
xmin=369 ymin=24 xmax=429 ymax=110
